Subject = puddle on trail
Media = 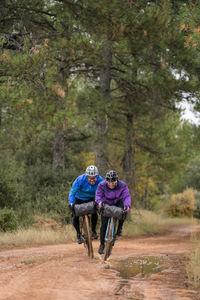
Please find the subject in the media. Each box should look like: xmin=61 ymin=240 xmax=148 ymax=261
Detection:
xmin=109 ymin=256 xmax=166 ymax=279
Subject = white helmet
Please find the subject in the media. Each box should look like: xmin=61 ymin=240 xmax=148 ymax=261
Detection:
xmin=85 ymin=165 xmax=98 ymax=176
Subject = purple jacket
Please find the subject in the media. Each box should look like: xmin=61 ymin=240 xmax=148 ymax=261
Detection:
xmin=95 ymin=180 xmax=131 ymax=207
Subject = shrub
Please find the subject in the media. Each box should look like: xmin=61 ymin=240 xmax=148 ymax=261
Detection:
xmin=182 ymin=156 xmax=200 ymax=191
xmin=164 ymin=188 xmax=195 ymax=217
xmin=34 ymin=184 xmax=71 ymax=225
xmin=16 ymin=203 xmax=36 ymax=228
xmin=193 ymin=190 xmax=200 ymax=219
xmin=0 ymin=176 xmax=16 ymax=209
xmin=0 ymin=209 xmax=18 ymax=231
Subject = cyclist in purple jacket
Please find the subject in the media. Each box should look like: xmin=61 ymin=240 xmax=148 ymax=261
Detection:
xmin=95 ymin=170 xmax=131 ymax=254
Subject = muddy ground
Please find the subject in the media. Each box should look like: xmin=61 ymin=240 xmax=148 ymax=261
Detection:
xmin=0 ymin=225 xmax=200 ymax=300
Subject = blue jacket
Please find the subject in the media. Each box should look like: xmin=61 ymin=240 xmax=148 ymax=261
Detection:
xmin=68 ymin=174 xmax=103 ymax=204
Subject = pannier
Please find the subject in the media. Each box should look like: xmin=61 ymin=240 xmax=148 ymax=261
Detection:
xmin=74 ymin=201 xmax=96 ymax=216
xmin=103 ymin=204 xmax=124 ymax=220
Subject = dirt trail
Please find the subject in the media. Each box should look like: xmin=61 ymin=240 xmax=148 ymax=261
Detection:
xmin=0 ymin=225 xmax=200 ymax=300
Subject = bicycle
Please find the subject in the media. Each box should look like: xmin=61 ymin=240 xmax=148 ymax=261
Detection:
xmin=101 ymin=204 xmax=125 ymax=261
xmin=74 ymin=201 xmax=96 ymax=258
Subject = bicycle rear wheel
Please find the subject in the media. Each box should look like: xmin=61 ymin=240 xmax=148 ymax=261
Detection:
xmin=104 ymin=217 xmax=115 ymax=261
xmin=82 ymin=215 xmax=94 ymax=258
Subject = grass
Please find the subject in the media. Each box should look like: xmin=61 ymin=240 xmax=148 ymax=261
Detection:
xmin=0 ymin=224 xmax=75 ymax=249
xmin=0 ymin=210 xmax=197 ymax=249
xmin=186 ymin=235 xmax=200 ymax=289
xmin=123 ymin=209 xmax=198 ymax=237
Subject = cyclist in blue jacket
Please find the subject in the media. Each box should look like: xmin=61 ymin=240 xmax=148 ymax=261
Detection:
xmin=68 ymin=165 xmax=103 ymax=244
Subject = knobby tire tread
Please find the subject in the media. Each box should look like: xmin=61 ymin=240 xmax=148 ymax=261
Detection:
xmin=81 ymin=217 xmax=90 ymax=256
xmin=84 ymin=215 xmax=94 ymax=258
xmin=104 ymin=217 xmax=114 ymax=261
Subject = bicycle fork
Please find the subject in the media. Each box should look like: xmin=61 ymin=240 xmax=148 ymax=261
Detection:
xmin=105 ymin=218 xmax=117 ymax=245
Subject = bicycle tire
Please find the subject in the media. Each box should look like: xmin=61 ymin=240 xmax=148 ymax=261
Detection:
xmin=104 ymin=217 xmax=115 ymax=261
xmin=85 ymin=215 xmax=94 ymax=258
xmin=82 ymin=215 xmax=94 ymax=258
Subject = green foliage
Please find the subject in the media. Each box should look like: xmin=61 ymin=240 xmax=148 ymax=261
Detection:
xmin=164 ymin=188 xmax=195 ymax=217
xmin=0 ymin=209 xmax=18 ymax=232
xmin=0 ymin=126 xmax=84 ymax=226
xmin=0 ymin=0 xmax=200 ymax=225
xmin=0 ymin=154 xmax=24 ymax=209
xmin=193 ymin=190 xmax=200 ymax=219
xmin=15 ymin=204 xmax=36 ymax=229
xmin=0 ymin=175 xmax=15 ymax=209
xmin=182 ymin=156 xmax=200 ymax=191
xmin=34 ymin=183 xmax=72 ymax=225
xmin=147 ymin=195 xmax=163 ymax=212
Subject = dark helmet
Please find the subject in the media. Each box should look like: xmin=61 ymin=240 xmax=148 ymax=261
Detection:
xmin=105 ymin=170 xmax=118 ymax=182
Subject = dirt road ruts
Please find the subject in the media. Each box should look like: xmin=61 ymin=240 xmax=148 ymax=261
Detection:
xmin=0 ymin=225 xmax=200 ymax=300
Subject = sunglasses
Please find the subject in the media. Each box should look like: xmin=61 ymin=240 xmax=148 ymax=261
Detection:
xmin=88 ymin=176 xmax=97 ymax=180
xmin=107 ymin=181 xmax=117 ymax=184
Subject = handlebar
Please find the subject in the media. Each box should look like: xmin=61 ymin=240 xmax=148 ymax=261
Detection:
xmin=98 ymin=204 xmax=126 ymax=220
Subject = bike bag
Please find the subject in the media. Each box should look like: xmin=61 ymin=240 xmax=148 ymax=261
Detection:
xmin=103 ymin=204 xmax=124 ymax=220
xmin=74 ymin=201 xmax=96 ymax=216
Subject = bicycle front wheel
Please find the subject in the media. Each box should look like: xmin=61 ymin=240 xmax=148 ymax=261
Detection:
xmin=82 ymin=215 xmax=94 ymax=258
xmin=104 ymin=217 xmax=115 ymax=261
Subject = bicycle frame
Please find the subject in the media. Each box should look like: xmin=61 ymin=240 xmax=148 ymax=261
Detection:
xmin=104 ymin=216 xmax=117 ymax=261
xmin=74 ymin=201 xmax=96 ymax=259
xmin=100 ymin=204 xmax=124 ymax=261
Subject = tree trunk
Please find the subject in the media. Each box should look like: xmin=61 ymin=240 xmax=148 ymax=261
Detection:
xmin=122 ymin=113 xmax=133 ymax=184
xmin=52 ymin=127 xmax=65 ymax=174
xmin=52 ymin=67 xmax=67 ymax=174
xmin=122 ymin=112 xmax=137 ymax=202
xmin=144 ymin=179 xmax=149 ymax=209
xmin=0 ymin=1 xmax=5 ymax=22
xmin=94 ymin=40 xmax=112 ymax=175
